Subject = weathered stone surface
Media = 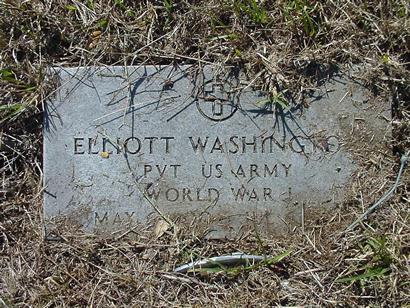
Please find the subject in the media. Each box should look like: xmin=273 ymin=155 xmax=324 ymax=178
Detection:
xmin=44 ymin=65 xmax=390 ymax=237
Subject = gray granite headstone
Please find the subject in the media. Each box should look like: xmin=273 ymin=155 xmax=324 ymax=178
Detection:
xmin=44 ymin=65 xmax=390 ymax=237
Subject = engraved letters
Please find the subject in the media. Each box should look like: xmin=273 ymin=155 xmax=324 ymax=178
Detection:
xmin=73 ymin=136 xmax=175 ymax=155
xmin=71 ymin=131 xmax=336 ymax=226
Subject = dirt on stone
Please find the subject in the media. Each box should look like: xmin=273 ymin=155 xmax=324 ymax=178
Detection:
xmin=1 ymin=0 xmax=409 ymax=306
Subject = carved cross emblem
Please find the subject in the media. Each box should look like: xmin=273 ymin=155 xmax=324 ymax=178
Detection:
xmin=196 ymin=82 xmax=238 ymax=121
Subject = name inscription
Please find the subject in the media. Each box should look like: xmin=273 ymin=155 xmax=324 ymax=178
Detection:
xmin=73 ymin=135 xmax=328 ymax=155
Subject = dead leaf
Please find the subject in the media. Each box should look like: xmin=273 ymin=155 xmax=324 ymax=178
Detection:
xmin=153 ymin=220 xmax=170 ymax=238
xmin=91 ymin=30 xmax=102 ymax=38
xmin=99 ymin=151 xmax=109 ymax=158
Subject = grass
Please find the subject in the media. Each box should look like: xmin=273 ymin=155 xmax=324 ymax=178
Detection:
xmin=233 ymin=0 xmax=268 ymax=25
xmin=0 ymin=0 xmax=409 ymax=306
xmin=284 ymin=0 xmax=320 ymax=37
xmin=337 ymin=236 xmax=393 ymax=284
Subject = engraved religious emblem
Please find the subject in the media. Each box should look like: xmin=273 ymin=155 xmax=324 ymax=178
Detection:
xmin=196 ymin=81 xmax=239 ymax=121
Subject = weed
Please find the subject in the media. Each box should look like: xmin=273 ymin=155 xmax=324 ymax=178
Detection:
xmin=0 ymin=69 xmax=36 ymax=90
xmin=0 ymin=103 xmax=23 ymax=123
xmin=64 ymin=5 xmax=77 ymax=11
xmin=0 ymin=69 xmax=16 ymax=83
xmin=233 ymin=48 xmax=242 ymax=57
xmin=233 ymin=0 xmax=268 ymax=25
xmin=96 ymin=18 xmax=109 ymax=30
xmin=380 ymin=54 xmax=390 ymax=65
xmin=337 ymin=236 xmax=393 ymax=284
xmin=164 ymin=0 xmax=173 ymax=15
xmin=284 ymin=0 xmax=320 ymax=37
xmin=86 ymin=0 xmax=94 ymax=9
xmin=227 ymin=33 xmax=239 ymax=40
xmin=0 ymin=103 xmax=24 ymax=124
xmin=114 ymin=0 xmax=127 ymax=11
xmin=394 ymin=3 xmax=407 ymax=19
xmin=257 ymin=92 xmax=289 ymax=110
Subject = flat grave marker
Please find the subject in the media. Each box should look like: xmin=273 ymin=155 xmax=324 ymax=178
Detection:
xmin=44 ymin=65 xmax=390 ymax=237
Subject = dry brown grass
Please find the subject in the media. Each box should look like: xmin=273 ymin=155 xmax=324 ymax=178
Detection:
xmin=1 ymin=0 xmax=409 ymax=306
